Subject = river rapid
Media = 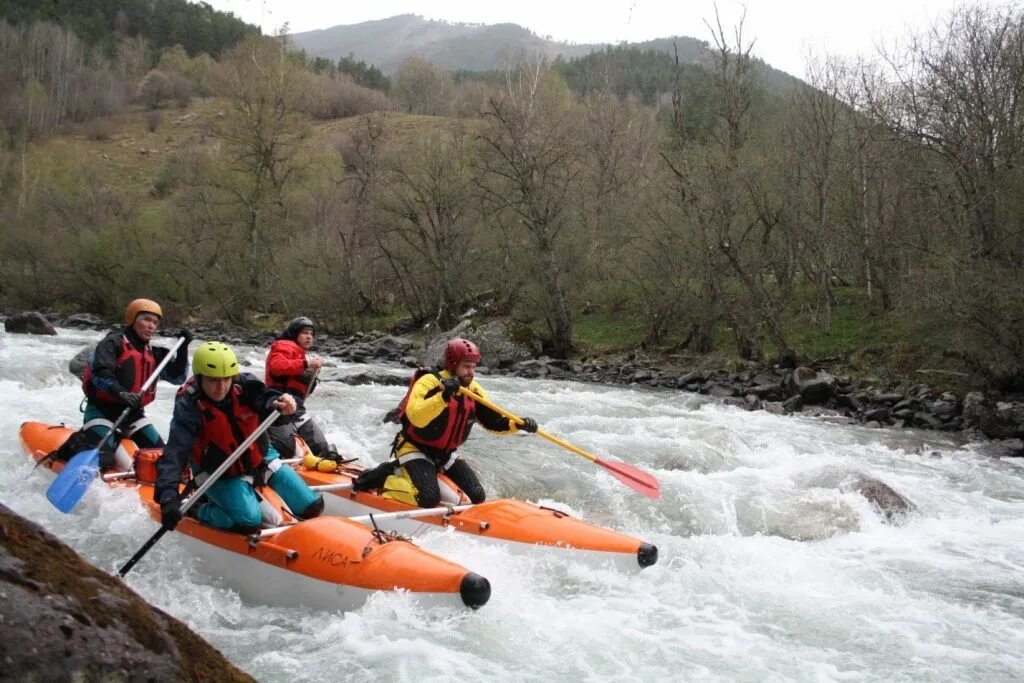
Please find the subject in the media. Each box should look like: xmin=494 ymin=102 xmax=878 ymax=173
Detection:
xmin=1 ymin=327 xmax=1022 ymax=682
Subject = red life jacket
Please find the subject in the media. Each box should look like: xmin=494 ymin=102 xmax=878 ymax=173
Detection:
xmin=189 ymin=383 xmax=266 ymax=477
xmin=265 ymin=339 xmax=313 ymax=397
xmin=82 ymin=335 xmax=156 ymax=406
xmin=387 ymin=368 xmax=434 ymax=424
xmin=400 ymin=370 xmax=476 ymax=456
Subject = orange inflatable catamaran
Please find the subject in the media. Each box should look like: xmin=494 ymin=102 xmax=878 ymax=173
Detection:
xmin=292 ymin=439 xmax=659 ymax=571
xmin=20 ymin=422 xmax=490 ymax=610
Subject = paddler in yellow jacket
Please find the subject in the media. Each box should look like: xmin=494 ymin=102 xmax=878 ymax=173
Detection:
xmin=380 ymin=337 xmax=538 ymax=508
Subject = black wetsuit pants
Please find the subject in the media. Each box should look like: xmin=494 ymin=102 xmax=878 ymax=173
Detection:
xmin=404 ymin=457 xmax=486 ymax=508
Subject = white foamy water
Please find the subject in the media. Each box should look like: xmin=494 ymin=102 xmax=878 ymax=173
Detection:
xmin=1 ymin=328 xmax=1023 ymax=681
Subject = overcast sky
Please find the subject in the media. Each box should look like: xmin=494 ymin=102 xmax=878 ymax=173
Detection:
xmin=198 ymin=0 xmax=969 ymax=78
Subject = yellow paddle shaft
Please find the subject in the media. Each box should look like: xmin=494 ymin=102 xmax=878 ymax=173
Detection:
xmin=459 ymin=386 xmax=598 ymax=464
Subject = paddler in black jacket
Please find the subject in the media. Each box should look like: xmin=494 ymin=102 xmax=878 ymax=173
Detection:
xmin=383 ymin=337 xmax=539 ymax=508
xmin=154 ymin=341 xmax=324 ymax=532
xmin=80 ymin=298 xmax=191 ymax=462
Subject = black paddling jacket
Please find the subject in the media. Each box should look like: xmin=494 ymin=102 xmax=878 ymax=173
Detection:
xmin=83 ymin=326 xmax=187 ymax=413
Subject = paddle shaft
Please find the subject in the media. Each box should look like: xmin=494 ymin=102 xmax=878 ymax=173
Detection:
xmin=310 ymin=482 xmax=353 ymax=492
xmin=118 ymin=409 xmax=281 ymax=578
xmin=305 ymin=364 xmax=320 ymax=398
xmin=348 ymin=503 xmax=474 ymax=525
xmin=254 ymin=503 xmax=476 ymax=539
xmin=106 ymin=441 xmax=295 ymax=484
xmin=458 ymin=387 xmax=597 ymax=461
xmin=459 ymin=386 xmax=661 ymax=499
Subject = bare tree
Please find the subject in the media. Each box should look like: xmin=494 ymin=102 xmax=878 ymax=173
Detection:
xmin=856 ymin=3 xmax=1024 ymax=383
xmin=474 ymin=61 xmax=583 ymax=357
xmin=649 ymin=44 xmax=725 ymax=352
xmin=782 ymin=56 xmax=851 ymax=332
xmin=832 ymin=57 xmax=914 ymax=314
xmin=871 ymin=3 xmax=1024 ymax=261
xmin=172 ymin=34 xmax=312 ymax=320
xmin=656 ymin=11 xmax=794 ymax=360
xmin=376 ymin=126 xmax=478 ymax=328
xmin=578 ymin=90 xmax=655 ymax=269
xmin=328 ymin=114 xmax=388 ymax=318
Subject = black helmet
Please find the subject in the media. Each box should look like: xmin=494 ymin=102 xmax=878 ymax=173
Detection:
xmin=285 ymin=316 xmax=315 ymax=340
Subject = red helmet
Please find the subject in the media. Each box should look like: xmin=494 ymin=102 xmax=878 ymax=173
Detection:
xmin=444 ymin=338 xmax=481 ymax=371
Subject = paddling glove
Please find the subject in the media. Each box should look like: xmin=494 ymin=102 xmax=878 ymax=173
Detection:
xmin=519 ymin=417 xmax=538 ymax=433
xmin=440 ymin=377 xmax=462 ymax=400
xmin=177 ymin=328 xmax=194 ymax=344
xmin=160 ymin=495 xmax=182 ymax=530
xmin=119 ymin=391 xmax=142 ymax=410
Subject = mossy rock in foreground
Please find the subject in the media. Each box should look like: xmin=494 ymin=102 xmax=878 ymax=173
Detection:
xmin=0 ymin=503 xmax=253 ymax=682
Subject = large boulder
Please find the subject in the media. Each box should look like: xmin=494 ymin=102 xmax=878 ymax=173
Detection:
xmin=331 ymin=371 xmax=409 ymax=387
xmin=978 ymin=401 xmax=1024 ymax=439
xmin=785 ymin=367 xmax=837 ymax=405
xmin=960 ymin=392 xmax=1024 ymax=438
xmin=422 ymin=320 xmax=536 ymax=369
xmin=4 ymin=311 xmax=57 ymax=336
xmin=0 ymin=503 xmax=253 ymax=681
xmin=62 ymin=313 xmax=106 ymax=329
xmin=369 ymin=333 xmax=414 ymax=358
xmin=844 ymin=475 xmax=915 ymax=523
xmin=421 ymin=320 xmax=471 ymax=368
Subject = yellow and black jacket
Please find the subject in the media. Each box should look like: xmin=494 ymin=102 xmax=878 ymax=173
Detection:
xmin=397 ymin=370 xmax=521 ymax=461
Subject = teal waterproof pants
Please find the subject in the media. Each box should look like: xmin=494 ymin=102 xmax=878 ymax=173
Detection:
xmin=194 ymin=449 xmax=321 ymax=530
xmin=82 ymin=402 xmax=163 ymax=448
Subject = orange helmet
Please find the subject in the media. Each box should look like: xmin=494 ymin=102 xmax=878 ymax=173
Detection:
xmin=124 ymin=299 xmax=163 ymax=325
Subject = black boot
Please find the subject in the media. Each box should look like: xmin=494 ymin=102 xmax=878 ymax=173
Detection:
xmin=298 ymin=495 xmax=325 ymax=519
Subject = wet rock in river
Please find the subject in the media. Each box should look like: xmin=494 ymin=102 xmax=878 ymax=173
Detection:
xmin=844 ymin=475 xmax=915 ymax=523
xmin=4 ymin=312 xmax=57 ymax=336
xmin=0 ymin=503 xmax=253 ymax=681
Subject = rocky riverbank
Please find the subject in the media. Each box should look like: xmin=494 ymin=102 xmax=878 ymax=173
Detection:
xmin=0 ymin=502 xmax=253 ymax=681
xmin=5 ymin=310 xmax=1022 ymax=457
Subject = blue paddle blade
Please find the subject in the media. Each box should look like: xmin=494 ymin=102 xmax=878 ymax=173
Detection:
xmin=46 ymin=447 xmax=100 ymax=513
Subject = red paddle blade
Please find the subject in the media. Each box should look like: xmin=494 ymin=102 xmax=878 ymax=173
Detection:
xmin=597 ymin=459 xmax=660 ymax=500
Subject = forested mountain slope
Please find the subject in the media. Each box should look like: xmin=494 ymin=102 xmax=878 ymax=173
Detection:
xmin=0 ymin=0 xmax=257 ymax=55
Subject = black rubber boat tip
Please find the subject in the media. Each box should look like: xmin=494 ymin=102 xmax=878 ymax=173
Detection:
xmin=460 ymin=572 xmax=491 ymax=609
xmin=637 ymin=543 xmax=658 ymax=568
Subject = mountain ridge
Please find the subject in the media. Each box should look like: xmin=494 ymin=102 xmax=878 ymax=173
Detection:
xmin=290 ymin=13 xmax=709 ymax=74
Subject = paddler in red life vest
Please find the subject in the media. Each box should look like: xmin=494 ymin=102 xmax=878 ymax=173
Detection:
xmin=154 ymin=341 xmax=325 ymax=532
xmin=81 ymin=298 xmax=192 ymax=465
xmin=386 ymin=337 xmax=539 ymax=508
xmin=264 ymin=316 xmax=337 ymax=469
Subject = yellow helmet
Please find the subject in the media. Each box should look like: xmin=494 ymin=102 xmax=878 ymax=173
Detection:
xmin=192 ymin=341 xmax=239 ymax=378
xmin=124 ymin=298 xmax=163 ymax=325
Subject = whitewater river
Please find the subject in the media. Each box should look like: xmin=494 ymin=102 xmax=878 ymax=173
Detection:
xmin=1 ymin=327 xmax=1022 ymax=681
